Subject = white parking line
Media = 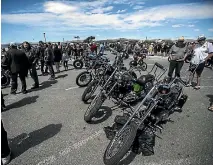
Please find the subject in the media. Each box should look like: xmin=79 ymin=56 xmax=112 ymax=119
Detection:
xmin=65 ymin=86 xmax=79 ymax=91
xmin=37 ymin=129 xmax=104 ymax=165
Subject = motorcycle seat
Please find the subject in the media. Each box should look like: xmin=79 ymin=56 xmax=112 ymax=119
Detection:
xmin=136 ymin=74 xmax=155 ymax=85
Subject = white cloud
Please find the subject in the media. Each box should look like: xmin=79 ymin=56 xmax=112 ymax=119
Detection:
xmin=194 ymin=29 xmax=200 ymax=31
xmin=133 ymin=5 xmax=144 ymax=10
xmin=172 ymin=24 xmax=185 ymax=28
xmin=91 ymin=6 xmax=113 ymax=14
xmin=44 ymin=1 xmax=78 ymax=14
xmin=208 ymin=28 xmax=213 ymax=31
xmin=1 ymin=1 xmax=213 ymax=32
xmin=188 ymin=24 xmax=195 ymax=27
xmin=124 ymin=3 xmax=213 ymax=23
xmin=116 ymin=9 xmax=126 ymax=13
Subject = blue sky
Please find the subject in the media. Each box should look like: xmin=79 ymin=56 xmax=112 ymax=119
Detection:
xmin=1 ymin=0 xmax=213 ymax=43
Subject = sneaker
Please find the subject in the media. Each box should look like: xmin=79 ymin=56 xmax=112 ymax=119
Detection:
xmin=2 ymin=152 xmax=11 ymax=165
xmin=22 ymin=90 xmax=28 ymax=94
xmin=31 ymin=85 xmax=39 ymax=89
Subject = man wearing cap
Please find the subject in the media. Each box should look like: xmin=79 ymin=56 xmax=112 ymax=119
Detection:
xmin=23 ymin=41 xmax=39 ymax=89
xmin=2 ymin=43 xmax=30 ymax=94
xmin=168 ymin=36 xmax=188 ymax=80
xmin=186 ymin=35 xmax=213 ymax=89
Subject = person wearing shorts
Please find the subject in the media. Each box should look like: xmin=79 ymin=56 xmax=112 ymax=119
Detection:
xmin=186 ymin=35 xmax=213 ymax=89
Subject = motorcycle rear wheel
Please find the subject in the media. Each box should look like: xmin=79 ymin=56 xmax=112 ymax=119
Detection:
xmin=103 ymin=122 xmax=137 ymax=165
xmin=73 ymin=59 xmax=83 ymax=69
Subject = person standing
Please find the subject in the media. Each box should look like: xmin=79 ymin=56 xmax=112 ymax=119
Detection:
xmin=186 ymin=35 xmax=213 ymax=89
xmin=99 ymin=42 xmax=105 ymax=55
xmin=62 ymin=48 xmax=69 ymax=71
xmin=2 ymin=43 xmax=29 ymax=94
xmin=44 ymin=43 xmax=55 ymax=80
xmin=23 ymin=41 xmax=39 ymax=89
xmin=167 ymin=37 xmax=187 ymax=81
xmin=37 ymin=41 xmax=46 ymax=75
xmin=53 ymin=45 xmax=62 ymax=73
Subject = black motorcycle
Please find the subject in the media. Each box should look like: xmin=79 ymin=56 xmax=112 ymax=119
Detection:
xmin=103 ymin=63 xmax=188 ymax=165
xmin=82 ymin=50 xmax=129 ymax=102
xmin=73 ymin=51 xmax=109 ymax=69
xmin=75 ymin=54 xmax=110 ymax=87
xmin=1 ymin=65 xmax=11 ymax=88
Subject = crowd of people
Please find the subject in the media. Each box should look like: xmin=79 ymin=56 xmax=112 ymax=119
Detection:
xmin=1 ymin=35 xmax=213 ymax=165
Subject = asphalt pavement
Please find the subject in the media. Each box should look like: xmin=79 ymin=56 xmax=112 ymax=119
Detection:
xmin=2 ymin=52 xmax=213 ymax=165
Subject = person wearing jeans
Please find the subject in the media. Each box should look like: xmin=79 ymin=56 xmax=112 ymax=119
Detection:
xmin=44 ymin=43 xmax=55 ymax=80
xmin=168 ymin=37 xmax=187 ymax=80
xmin=1 ymin=120 xmax=11 ymax=165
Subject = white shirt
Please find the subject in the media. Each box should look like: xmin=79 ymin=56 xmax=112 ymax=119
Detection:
xmin=191 ymin=42 xmax=213 ymax=64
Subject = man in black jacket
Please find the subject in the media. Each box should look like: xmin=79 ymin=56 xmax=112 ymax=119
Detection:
xmin=23 ymin=41 xmax=39 ymax=89
xmin=37 ymin=41 xmax=46 ymax=75
xmin=44 ymin=43 xmax=55 ymax=80
xmin=2 ymin=43 xmax=29 ymax=94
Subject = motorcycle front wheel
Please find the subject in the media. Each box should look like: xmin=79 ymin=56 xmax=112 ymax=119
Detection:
xmin=103 ymin=122 xmax=138 ymax=165
xmin=76 ymin=71 xmax=92 ymax=87
xmin=138 ymin=61 xmax=147 ymax=71
xmin=84 ymin=92 xmax=106 ymax=122
xmin=82 ymin=80 xmax=99 ymax=102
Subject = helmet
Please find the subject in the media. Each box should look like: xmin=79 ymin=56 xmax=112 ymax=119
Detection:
xmin=197 ymin=35 xmax=206 ymax=42
xmin=158 ymin=85 xmax=170 ymax=95
xmin=178 ymin=36 xmax=184 ymax=42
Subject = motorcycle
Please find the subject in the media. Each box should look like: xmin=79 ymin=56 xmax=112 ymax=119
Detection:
xmin=1 ymin=65 xmax=11 ymax=88
xmin=75 ymin=56 xmax=110 ymax=87
xmin=83 ymin=53 xmax=161 ymax=123
xmin=81 ymin=50 xmax=133 ymax=103
xmin=103 ymin=63 xmax=188 ymax=165
xmin=205 ymin=57 xmax=213 ymax=68
xmin=129 ymin=52 xmax=147 ymax=71
xmin=73 ymin=51 xmax=109 ymax=69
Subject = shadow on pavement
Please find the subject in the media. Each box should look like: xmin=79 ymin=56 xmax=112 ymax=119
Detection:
xmin=55 ymin=68 xmax=75 ymax=74
xmin=5 ymin=96 xmax=39 ymax=111
xmin=55 ymin=74 xmax=68 ymax=79
xmin=90 ymin=106 xmax=112 ymax=124
xmin=29 ymin=80 xmax=58 ymax=92
xmin=118 ymin=152 xmax=137 ymax=165
xmin=9 ymin=123 xmax=62 ymax=159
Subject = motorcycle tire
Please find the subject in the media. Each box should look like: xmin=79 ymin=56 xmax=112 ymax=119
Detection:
xmin=84 ymin=92 xmax=105 ymax=122
xmin=103 ymin=121 xmax=138 ymax=165
xmin=82 ymin=80 xmax=99 ymax=102
xmin=1 ymin=74 xmax=10 ymax=88
xmin=73 ymin=59 xmax=83 ymax=69
xmin=205 ymin=62 xmax=210 ymax=67
xmin=139 ymin=61 xmax=147 ymax=71
xmin=76 ymin=71 xmax=92 ymax=87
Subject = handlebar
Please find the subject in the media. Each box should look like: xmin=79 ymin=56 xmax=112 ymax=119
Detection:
xmin=155 ymin=62 xmax=166 ymax=71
